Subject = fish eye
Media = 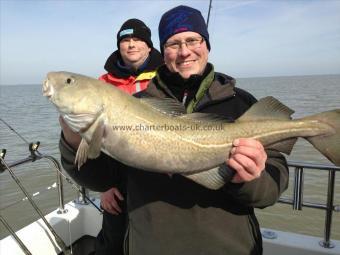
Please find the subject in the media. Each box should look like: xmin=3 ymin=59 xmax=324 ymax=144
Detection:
xmin=66 ymin=77 xmax=74 ymax=84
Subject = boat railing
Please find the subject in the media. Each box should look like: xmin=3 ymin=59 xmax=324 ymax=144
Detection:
xmin=0 ymin=143 xmax=71 ymax=254
xmin=1 ymin=143 xmax=339 ymax=251
xmin=72 ymin=159 xmax=340 ymax=250
xmin=1 ymin=141 xmax=101 ymax=255
xmin=270 ymin=160 xmax=340 ymax=249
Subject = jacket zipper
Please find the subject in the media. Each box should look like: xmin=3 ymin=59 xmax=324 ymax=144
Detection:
xmin=182 ymin=90 xmax=188 ymax=105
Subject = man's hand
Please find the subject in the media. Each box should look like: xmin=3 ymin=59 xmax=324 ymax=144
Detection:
xmin=227 ymin=138 xmax=267 ymax=183
xmin=59 ymin=116 xmax=82 ymax=149
xmin=100 ymin=187 xmax=124 ymax=215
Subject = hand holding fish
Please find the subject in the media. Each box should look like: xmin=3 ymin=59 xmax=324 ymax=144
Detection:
xmin=228 ymin=138 xmax=267 ymax=183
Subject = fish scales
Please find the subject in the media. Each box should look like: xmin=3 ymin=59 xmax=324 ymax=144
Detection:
xmin=43 ymin=71 xmax=340 ymax=189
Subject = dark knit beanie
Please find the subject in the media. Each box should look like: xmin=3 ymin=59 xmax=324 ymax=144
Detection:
xmin=117 ymin=19 xmax=153 ymax=49
xmin=158 ymin=5 xmax=210 ymax=52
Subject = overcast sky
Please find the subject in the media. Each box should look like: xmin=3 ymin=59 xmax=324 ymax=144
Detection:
xmin=1 ymin=0 xmax=339 ymax=85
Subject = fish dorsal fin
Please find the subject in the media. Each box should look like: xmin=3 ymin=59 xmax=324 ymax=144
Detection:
xmin=237 ymin=96 xmax=294 ymax=122
xmin=178 ymin=112 xmax=233 ymax=124
xmin=139 ymin=97 xmax=186 ymax=116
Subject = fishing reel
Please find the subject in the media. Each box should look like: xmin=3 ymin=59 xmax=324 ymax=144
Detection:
xmin=0 ymin=149 xmax=6 ymax=173
xmin=29 ymin=141 xmax=41 ymax=161
xmin=0 ymin=141 xmax=41 ymax=173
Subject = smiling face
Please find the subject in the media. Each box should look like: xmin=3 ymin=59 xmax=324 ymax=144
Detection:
xmin=163 ymin=31 xmax=209 ymax=79
xmin=119 ymin=37 xmax=151 ymax=70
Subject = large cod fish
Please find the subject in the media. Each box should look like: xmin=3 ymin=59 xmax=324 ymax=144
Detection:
xmin=43 ymin=72 xmax=340 ymax=189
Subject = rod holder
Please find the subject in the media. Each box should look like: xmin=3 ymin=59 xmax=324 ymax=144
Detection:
xmin=75 ymin=186 xmax=90 ymax=205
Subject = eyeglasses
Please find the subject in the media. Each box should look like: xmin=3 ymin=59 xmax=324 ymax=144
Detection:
xmin=164 ymin=36 xmax=204 ymax=51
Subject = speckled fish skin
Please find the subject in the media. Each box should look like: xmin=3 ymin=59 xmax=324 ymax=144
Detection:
xmin=43 ymin=71 xmax=340 ymax=189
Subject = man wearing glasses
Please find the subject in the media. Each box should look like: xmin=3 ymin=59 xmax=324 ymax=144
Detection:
xmin=125 ymin=5 xmax=289 ymax=255
xmin=60 ymin=5 xmax=289 ymax=255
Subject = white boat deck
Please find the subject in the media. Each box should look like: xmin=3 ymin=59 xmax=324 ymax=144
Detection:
xmin=1 ymin=199 xmax=339 ymax=255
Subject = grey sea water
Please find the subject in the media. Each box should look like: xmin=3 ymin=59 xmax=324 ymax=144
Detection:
xmin=0 ymin=74 xmax=339 ymax=240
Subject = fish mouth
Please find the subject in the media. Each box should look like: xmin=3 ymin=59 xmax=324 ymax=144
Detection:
xmin=42 ymin=76 xmax=104 ymax=133
xmin=42 ymin=78 xmax=54 ymax=99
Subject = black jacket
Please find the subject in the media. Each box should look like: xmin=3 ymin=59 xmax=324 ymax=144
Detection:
xmin=59 ymin=63 xmax=289 ymax=255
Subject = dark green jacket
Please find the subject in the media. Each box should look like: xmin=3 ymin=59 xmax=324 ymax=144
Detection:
xmin=59 ymin=64 xmax=289 ymax=255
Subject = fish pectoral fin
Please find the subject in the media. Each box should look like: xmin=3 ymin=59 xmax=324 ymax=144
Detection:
xmin=266 ymin=138 xmax=298 ymax=155
xmin=74 ymin=117 xmax=105 ymax=169
xmin=237 ymin=96 xmax=294 ymax=122
xmin=87 ymin=118 xmax=105 ymax=159
xmin=183 ymin=164 xmax=235 ymax=190
xmin=75 ymin=138 xmax=89 ymax=170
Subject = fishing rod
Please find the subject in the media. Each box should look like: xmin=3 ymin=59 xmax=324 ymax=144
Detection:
xmin=206 ymin=0 xmax=213 ymax=29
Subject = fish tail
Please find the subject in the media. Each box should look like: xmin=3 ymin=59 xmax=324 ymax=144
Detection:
xmin=303 ymin=109 xmax=340 ymax=166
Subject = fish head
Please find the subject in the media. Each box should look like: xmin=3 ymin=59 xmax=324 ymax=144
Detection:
xmin=43 ymin=71 xmax=104 ymax=132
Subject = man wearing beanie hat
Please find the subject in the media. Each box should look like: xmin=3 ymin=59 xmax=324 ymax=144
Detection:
xmin=116 ymin=19 xmax=153 ymax=49
xmin=59 ymin=6 xmax=288 ymax=255
xmin=100 ymin=18 xmax=162 ymax=93
xmin=158 ymin=5 xmax=211 ymax=54
xmin=58 ymin=18 xmax=163 ymax=255
xmin=123 ymin=5 xmax=287 ymax=255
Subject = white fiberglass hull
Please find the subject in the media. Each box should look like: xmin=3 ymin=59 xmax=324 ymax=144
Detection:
xmin=1 ymin=199 xmax=339 ymax=255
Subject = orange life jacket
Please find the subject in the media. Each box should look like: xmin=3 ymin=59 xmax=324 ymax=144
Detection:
xmin=99 ymin=71 xmax=156 ymax=95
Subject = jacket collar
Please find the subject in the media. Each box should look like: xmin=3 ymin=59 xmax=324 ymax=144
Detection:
xmin=144 ymin=63 xmax=236 ymax=112
xmin=208 ymin=72 xmax=236 ymax=101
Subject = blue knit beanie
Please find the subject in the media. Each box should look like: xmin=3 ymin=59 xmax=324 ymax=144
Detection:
xmin=159 ymin=5 xmax=210 ymax=52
